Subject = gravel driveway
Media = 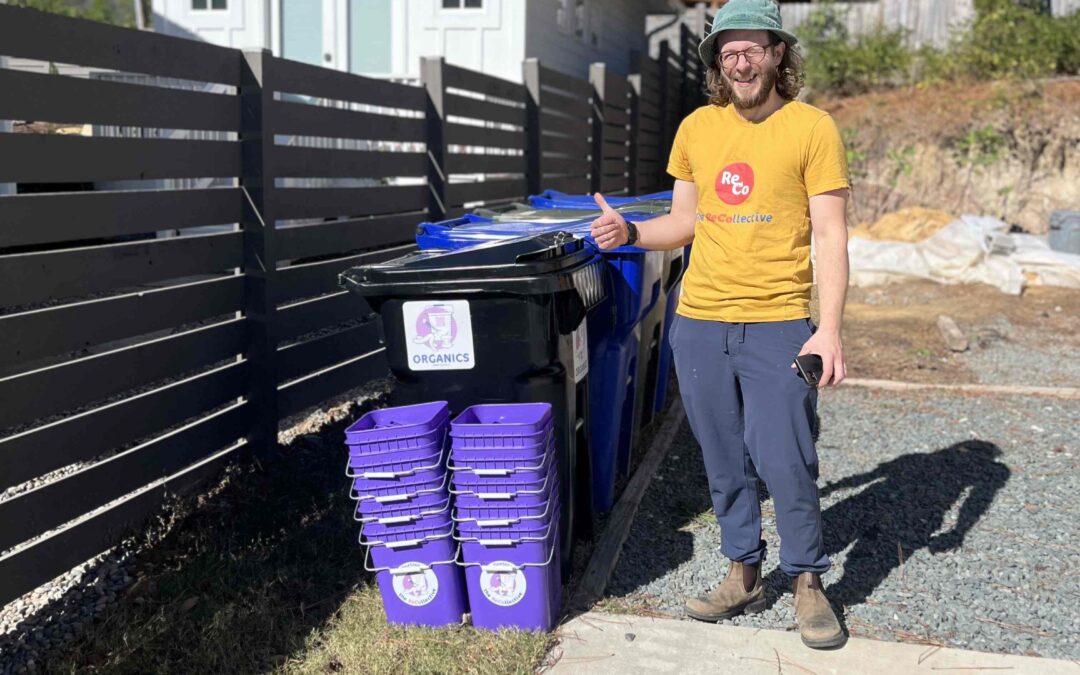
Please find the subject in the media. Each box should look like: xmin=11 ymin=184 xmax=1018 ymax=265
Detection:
xmin=605 ymin=387 xmax=1080 ymax=660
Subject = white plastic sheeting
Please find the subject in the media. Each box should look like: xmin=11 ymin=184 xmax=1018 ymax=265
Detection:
xmin=847 ymin=215 xmax=1080 ymax=295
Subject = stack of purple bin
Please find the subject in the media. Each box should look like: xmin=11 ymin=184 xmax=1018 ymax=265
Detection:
xmin=345 ymin=401 xmax=468 ymax=627
xmin=448 ymin=403 xmax=562 ymax=632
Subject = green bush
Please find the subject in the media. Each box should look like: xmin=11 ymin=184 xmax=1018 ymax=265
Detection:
xmin=795 ymin=0 xmax=1079 ymax=98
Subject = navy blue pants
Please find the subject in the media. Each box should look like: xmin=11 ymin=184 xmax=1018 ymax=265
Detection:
xmin=669 ymin=315 xmax=830 ymax=577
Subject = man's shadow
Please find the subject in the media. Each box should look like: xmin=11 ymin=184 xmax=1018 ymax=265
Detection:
xmin=762 ymin=440 xmax=1010 ymax=610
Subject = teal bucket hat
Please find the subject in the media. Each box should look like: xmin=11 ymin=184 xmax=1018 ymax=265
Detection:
xmin=698 ymin=0 xmax=798 ymax=68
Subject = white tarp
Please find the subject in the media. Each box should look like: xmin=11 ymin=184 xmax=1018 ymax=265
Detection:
xmin=847 ymin=215 xmax=1080 ymax=295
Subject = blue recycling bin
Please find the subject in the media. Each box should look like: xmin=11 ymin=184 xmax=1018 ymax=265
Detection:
xmin=415 ymin=213 xmax=660 ymax=514
xmin=522 ymin=191 xmax=685 ymax=421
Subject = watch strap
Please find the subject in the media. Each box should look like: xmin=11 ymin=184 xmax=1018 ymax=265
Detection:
xmin=625 ymin=220 xmax=639 ymax=246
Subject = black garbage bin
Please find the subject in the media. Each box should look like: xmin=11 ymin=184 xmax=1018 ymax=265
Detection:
xmin=340 ymin=232 xmax=607 ymax=575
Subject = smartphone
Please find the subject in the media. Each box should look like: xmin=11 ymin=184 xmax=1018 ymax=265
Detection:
xmin=793 ymin=354 xmax=824 ymax=387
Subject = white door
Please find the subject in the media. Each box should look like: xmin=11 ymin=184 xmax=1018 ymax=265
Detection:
xmin=280 ymin=0 xmax=346 ymax=70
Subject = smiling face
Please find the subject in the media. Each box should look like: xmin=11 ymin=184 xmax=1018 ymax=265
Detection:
xmin=715 ymin=29 xmax=786 ymax=111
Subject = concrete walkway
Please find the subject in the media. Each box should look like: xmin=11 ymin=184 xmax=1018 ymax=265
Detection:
xmin=548 ymin=613 xmax=1079 ymax=674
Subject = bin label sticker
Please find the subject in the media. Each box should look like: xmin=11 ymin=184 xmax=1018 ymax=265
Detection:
xmin=480 ymin=564 xmax=527 ymax=607
xmin=392 ymin=563 xmax=439 ymax=607
xmin=403 ymin=300 xmax=476 ymax=371
xmin=572 ymin=322 xmax=588 ymax=383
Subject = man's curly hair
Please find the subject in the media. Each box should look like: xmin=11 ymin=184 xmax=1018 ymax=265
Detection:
xmin=704 ymin=37 xmax=806 ymax=106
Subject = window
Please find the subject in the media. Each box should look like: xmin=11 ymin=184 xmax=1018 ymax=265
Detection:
xmin=192 ymin=0 xmax=227 ymax=9
xmin=558 ymin=0 xmax=593 ymax=45
xmin=442 ymin=0 xmax=482 ymax=8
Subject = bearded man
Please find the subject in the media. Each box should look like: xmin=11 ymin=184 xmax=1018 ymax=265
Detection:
xmin=589 ymin=0 xmax=850 ymax=649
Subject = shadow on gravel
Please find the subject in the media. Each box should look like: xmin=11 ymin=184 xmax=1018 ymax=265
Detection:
xmin=764 ymin=440 xmax=1011 ymax=611
xmin=29 ymin=397 xmax=386 ymax=674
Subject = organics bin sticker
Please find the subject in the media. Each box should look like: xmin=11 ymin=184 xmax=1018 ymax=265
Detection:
xmin=572 ymin=323 xmax=588 ymax=383
xmin=480 ymin=564 xmax=527 ymax=607
xmin=392 ymin=563 xmax=439 ymax=607
xmin=403 ymin=300 xmax=475 ymax=371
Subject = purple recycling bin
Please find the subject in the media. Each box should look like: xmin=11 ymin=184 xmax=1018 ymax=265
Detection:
xmin=351 ymin=470 xmax=449 ymax=502
xmin=355 ymin=490 xmax=450 ymax=521
xmin=345 ymin=401 xmax=449 ymax=454
xmin=451 ymin=461 xmax=558 ymax=509
xmin=450 ymin=444 xmax=554 ymax=490
xmin=347 ymin=443 xmax=446 ymax=479
xmin=364 ymin=522 xmax=467 ymax=627
xmin=457 ymin=507 xmax=561 ymax=631
xmin=453 ymin=483 xmax=558 ymax=524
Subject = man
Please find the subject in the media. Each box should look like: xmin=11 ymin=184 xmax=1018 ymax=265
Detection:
xmin=590 ymin=0 xmax=850 ymax=650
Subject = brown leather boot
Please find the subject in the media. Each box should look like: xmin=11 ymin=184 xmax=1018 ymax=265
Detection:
xmin=792 ymin=572 xmax=845 ymax=649
xmin=685 ymin=561 xmax=765 ymax=622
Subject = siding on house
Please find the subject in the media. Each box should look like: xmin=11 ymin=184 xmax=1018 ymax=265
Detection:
xmin=398 ymin=0 xmax=527 ymax=83
xmin=152 ymin=0 xmax=269 ymax=51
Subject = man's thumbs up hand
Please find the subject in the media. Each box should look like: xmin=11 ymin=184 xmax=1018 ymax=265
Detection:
xmin=590 ymin=192 xmax=629 ymax=250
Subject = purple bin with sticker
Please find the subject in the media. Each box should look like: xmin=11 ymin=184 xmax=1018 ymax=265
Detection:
xmin=449 ymin=438 xmax=554 ymax=488
xmin=456 ymin=506 xmax=561 ymax=631
xmin=363 ymin=521 xmax=468 ymax=627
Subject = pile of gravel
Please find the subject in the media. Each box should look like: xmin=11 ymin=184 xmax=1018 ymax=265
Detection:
xmin=606 ymin=387 xmax=1079 ymax=660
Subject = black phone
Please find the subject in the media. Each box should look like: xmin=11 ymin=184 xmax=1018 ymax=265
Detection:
xmin=793 ymin=354 xmax=824 ymax=387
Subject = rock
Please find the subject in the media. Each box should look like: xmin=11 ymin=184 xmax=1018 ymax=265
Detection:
xmin=937 ymin=315 xmax=969 ymax=352
xmin=624 ymin=632 xmax=636 ymax=642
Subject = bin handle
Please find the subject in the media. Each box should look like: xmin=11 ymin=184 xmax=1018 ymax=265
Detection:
xmin=453 ymin=517 xmax=557 ymax=545
xmin=447 ymin=463 xmax=554 ymax=498
xmin=450 ymin=495 xmax=554 ymax=525
xmin=345 ymin=444 xmax=447 ymax=479
xmin=352 ymin=470 xmax=450 ymax=502
xmin=354 ymin=496 xmax=451 ymax=523
xmin=447 ymin=436 xmax=552 ymax=474
xmin=364 ymin=544 xmax=461 ymax=574
xmin=457 ymin=537 xmax=557 ymax=572
xmin=360 ymin=526 xmax=454 ymax=549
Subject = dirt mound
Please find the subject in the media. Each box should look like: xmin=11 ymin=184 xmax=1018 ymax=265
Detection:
xmin=851 ymin=207 xmax=957 ymax=242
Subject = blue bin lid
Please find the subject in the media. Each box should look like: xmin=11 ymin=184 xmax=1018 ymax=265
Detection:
xmin=527 ymin=189 xmax=673 ymax=209
xmin=416 ymin=213 xmax=655 ymax=254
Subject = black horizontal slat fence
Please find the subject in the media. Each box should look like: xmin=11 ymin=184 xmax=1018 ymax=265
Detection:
xmin=0 ymin=3 xmax=703 ymax=607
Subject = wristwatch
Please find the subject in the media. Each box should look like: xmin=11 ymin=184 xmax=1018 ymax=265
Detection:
xmin=625 ymin=220 xmax=639 ymax=246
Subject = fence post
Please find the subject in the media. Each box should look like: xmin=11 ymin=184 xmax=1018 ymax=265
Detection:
xmin=421 ymin=57 xmax=447 ymax=221
xmin=588 ymin=62 xmax=606 ymax=195
xmin=523 ymin=58 xmax=542 ymax=197
xmin=627 ymin=72 xmax=641 ymax=196
xmin=679 ymin=23 xmax=692 ymax=121
xmin=239 ymin=49 xmax=279 ymax=458
xmin=657 ymin=40 xmax=672 ymax=169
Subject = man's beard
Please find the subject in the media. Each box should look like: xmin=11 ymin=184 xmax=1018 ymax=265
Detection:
xmin=723 ymin=65 xmax=777 ymax=110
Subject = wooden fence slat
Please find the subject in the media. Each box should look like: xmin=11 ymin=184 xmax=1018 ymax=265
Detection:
xmin=0 ymin=4 xmax=240 ymax=85
xmin=276 ymin=245 xmax=414 ymax=305
xmin=273 ymin=185 xmax=429 ymax=220
xmin=277 ymin=292 xmax=371 ymax=344
xmin=540 ymin=111 xmax=590 ymax=138
xmin=448 ymin=179 xmax=527 ymax=206
xmin=602 ymin=158 xmax=628 ymax=175
xmin=0 ymin=319 xmax=247 ymax=431
xmin=445 ymin=123 xmax=525 ymax=150
xmin=278 ymin=349 xmax=388 ymax=419
xmin=0 ymin=231 xmax=243 ymax=309
xmin=601 ymin=175 xmax=628 ymax=192
xmin=0 ymin=135 xmax=239 ymax=184
xmin=539 ymin=66 xmax=592 ymax=98
xmin=445 ymin=153 xmax=527 ymax=175
xmin=277 ymin=322 xmax=381 ymax=384
xmin=276 ymin=212 xmax=422 ymax=261
xmin=442 ymin=63 xmax=525 ymax=103
xmin=0 ymin=188 xmax=241 ymax=249
xmin=604 ymin=125 xmax=630 ymax=144
xmin=271 ymin=57 xmax=426 ymax=110
xmin=444 ymin=93 xmax=526 ymax=127
xmin=603 ymin=106 xmax=630 ymax=127
xmin=271 ymin=146 xmax=427 ymax=179
xmin=0 ymin=276 xmax=244 ymax=372
xmin=0 ymin=68 xmax=240 ymax=132
xmin=0 ymin=440 xmax=241 ymax=607
xmin=271 ymin=100 xmax=426 ymax=142
xmin=0 ymin=360 xmax=247 ymax=490
xmin=0 ymin=403 xmax=248 ymax=552
xmin=542 ymin=156 xmax=591 ymax=175
xmin=540 ymin=175 xmax=591 ymax=195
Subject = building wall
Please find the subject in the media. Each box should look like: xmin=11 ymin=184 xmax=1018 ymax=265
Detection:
xmin=152 ymin=0 xmax=269 ymax=51
xmin=398 ymin=0 xmax=526 ymax=83
xmin=525 ymin=0 xmax=668 ymax=79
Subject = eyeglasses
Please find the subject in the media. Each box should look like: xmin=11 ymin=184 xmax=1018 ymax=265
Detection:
xmin=718 ymin=43 xmax=776 ymax=69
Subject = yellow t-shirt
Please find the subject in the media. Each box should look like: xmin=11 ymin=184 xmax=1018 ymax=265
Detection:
xmin=667 ymin=102 xmax=849 ymax=323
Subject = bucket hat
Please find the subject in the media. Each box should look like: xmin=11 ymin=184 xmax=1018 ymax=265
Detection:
xmin=698 ymin=0 xmax=798 ymax=68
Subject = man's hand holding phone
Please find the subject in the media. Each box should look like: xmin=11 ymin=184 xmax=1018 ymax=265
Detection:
xmin=792 ymin=328 xmax=846 ymax=389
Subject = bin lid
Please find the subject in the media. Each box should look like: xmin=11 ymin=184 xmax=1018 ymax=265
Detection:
xmin=527 ymin=189 xmax=673 ymax=209
xmin=340 ymin=230 xmax=600 ymax=298
xmin=416 ymin=214 xmax=654 ymax=255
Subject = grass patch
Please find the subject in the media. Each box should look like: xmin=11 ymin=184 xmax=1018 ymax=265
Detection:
xmin=284 ymin=585 xmax=553 ymax=675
